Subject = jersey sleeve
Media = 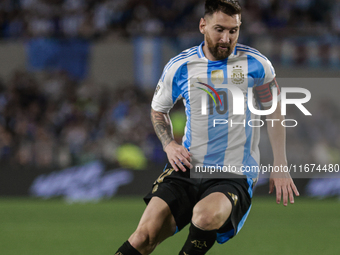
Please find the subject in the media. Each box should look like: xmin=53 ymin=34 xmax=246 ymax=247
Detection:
xmin=151 ymin=62 xmax=183 ymax=113
xmin=151 ymin=79 xmax=174 ymax=113
xmin=254 ymin=59 xmax=281 ymax=108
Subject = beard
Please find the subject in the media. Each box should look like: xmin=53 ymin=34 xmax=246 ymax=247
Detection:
xmin=206 ymin=33 xmax=235 ymax=60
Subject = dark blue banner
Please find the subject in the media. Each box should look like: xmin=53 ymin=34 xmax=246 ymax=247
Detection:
xmin=26 ymin=38 xmax=90 ymax=80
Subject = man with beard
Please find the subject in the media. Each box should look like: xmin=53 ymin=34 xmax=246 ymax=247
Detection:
xmin=115 ymin=1 xmax=299 ymax=254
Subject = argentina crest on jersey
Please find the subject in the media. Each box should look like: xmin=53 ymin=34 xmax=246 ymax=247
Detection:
xmin=231 ymin=65 xmax=245 ymax=85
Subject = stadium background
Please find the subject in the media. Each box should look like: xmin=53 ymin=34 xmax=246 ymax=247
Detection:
xmin=0 ymin=0 xmax=339 ymax=254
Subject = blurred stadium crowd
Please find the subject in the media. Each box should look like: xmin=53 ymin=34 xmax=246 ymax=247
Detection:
xmin=0 ymin=0 xmax=339 ymax=171
xmin=0 ymin=0 xmax=339 ymax=39
xmin=0 ymin=70 xmax=168 ymax=168
xmin=0 ymin=69 xmax=339 ymax=169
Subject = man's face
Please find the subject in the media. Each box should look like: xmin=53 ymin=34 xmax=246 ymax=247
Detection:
xmin=199 ymin=11 xmax=241 ymax=61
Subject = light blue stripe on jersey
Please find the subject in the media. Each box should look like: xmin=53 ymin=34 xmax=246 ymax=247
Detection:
xmin=238 ymin=45 xmax=275 ymax=75
xmin=171 ymin=62 xmax=188 ymax=103
xmin=161 ymin=48 xmax=197 ymax=81
xmin=247 ymin=55 xmax=265 ymax=84
xmin=241 ymin=55 xmax=265 ymax=179
xmin=183 ymin=101 xmax=191 ymax=149
xmin=172 ymin=63 xmax=191 ymax=149
xmin=203 ymin=59 xmax=229 ymax=167
xmin=242 ymin=107 xmax=258 ymax=179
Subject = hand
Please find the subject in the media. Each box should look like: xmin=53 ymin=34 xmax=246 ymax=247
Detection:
xmin=164 ymin=140 xmax=192 ymax=172
xmin=269 ymin=170 xmax=299 ymax=206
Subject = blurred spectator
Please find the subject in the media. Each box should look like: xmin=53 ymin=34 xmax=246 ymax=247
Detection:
xmin=331 ymin=0 xmax=340 ymax=34
xmin=0 ymin=0 xmax=336 ymax=39
xmin=0 ymin=70 xmax=158 ymax=168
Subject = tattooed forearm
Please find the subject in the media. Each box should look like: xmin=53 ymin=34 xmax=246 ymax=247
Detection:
xmin=151 ymin=108 xmax=174 ymax=149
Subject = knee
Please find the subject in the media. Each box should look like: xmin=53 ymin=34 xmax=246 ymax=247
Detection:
xmin=129 ymin=228 xmax=158 ymax=254
xmin=192 ymin=206 xmax=226 ymax=230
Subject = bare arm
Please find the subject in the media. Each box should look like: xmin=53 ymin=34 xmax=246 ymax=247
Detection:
xmin=150 ymin=108 xmax=174 ymax=149
xmin=266 ymin=103 xmax=287 ymax=166
xmin=151 ymin=108 xmax=192 ymax=172
xmin=266 ymin=103 xmax=299 ymax=206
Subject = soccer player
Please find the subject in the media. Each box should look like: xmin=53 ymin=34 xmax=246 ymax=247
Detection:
xmin=115 ymin=0 xmax=299 ymax=254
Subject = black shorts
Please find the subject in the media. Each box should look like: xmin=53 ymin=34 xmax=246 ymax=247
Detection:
xmin=143 ymin=165 xmax=253 ymax=244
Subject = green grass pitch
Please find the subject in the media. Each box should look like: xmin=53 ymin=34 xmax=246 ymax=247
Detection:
xmin=0 ymin=197 xmax=339 ymax=255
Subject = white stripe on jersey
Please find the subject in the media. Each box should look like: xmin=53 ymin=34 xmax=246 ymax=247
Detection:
xmin=222 ymin=55 xmax=249 ymax=172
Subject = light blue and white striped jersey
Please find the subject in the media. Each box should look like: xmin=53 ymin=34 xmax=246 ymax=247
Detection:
xmin=152 ymin=42 xmax=280 ymax=180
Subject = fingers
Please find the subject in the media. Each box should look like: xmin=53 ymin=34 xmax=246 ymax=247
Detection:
xmin=172 ymin=152 xmax=192 ymax=172
xmin=281 ymin=185 xmax=288 ymax=206
xmin=269 ymin=179 xmax=274 ymax=194
xmin=175 ymin=156 xmax=188 ymax=172
xmin=288 ymin=185 xmax=294 ymax=204
xmin=169 ymin=159 xmax=179 ymax=172
xmin=169 ymin=158 xmax=185 ymax=172
xmin=272 ymin=178 xmax=299 ymax=206
xmin=180 ymin=157 xmax=191 ymax=171
xmin=181 ymin=148 xmax=191 ymax=160
xmin=291 ymin=182 xmax=300 ymax=196
xmin=275 ymin=184 xmax=282 ymax=205
xmin=166 ymin=144 xmax=192 ymax=172
xmin=288 ymin=181 xmax=300 ymax=204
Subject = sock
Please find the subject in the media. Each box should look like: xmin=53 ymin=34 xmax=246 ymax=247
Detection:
xmin=115 ymin=241 xmax=142 ymax=255
xmin=179 ymin=223 xmax=217 ymax=255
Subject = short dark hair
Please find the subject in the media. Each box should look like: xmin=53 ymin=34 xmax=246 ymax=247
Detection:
xmin=205 ymin=0 xmax=241 ymax=17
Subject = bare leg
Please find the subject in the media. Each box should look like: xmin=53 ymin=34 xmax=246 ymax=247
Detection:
xmin=192 ymin=192 xmax=232 ymax=230
xmin=128 ymin=197 xmax=177 ymax=255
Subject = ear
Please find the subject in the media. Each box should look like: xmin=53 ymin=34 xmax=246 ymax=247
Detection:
xmin=199 ymin=18 xmax=206 ymax=35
